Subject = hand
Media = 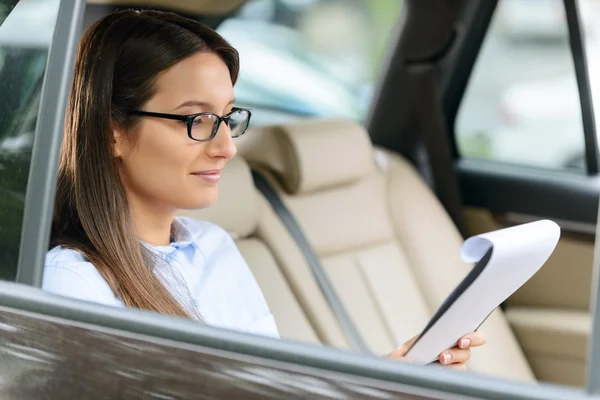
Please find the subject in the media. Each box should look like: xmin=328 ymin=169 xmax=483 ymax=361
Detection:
xmin=386 ymin=331 xmax=487 ymax=371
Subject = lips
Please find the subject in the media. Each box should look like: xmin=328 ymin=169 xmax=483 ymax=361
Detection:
xmin=191 ymin=169 xmax=222 ymax=184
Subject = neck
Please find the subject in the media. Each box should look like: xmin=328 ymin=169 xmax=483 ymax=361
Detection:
xmin=129 ymin=196 xmax=176 ymax=247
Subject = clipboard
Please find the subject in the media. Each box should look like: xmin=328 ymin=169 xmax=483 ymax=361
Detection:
xmin=405 ymin=219 xmax=561 ymax=364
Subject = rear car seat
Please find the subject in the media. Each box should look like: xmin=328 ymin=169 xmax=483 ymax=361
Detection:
xmin=236 ymin=118 xmax=536 ymax=382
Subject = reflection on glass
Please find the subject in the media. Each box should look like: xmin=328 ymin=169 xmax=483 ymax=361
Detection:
xmin=217 ymin=0 xmax=403 ymax=126
xmin=456 ymin=0 xmax=600 ymax=172
xmin=0 ymin=0 xmax=60 ymax=280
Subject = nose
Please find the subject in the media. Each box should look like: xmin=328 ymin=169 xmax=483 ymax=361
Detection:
xmin=206 ymin=120 xmax=237 ymax=160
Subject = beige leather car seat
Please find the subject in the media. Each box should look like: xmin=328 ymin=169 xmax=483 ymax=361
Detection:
xmin=236 ymin=118 xmax=536 ymax=382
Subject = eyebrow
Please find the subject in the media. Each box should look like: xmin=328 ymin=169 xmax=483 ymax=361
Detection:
xmin=174 ymin=99 xmax=236 ymax=111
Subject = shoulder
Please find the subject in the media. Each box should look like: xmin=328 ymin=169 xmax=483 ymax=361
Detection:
xmin=43 ymin=246 xmax=122 ymax=306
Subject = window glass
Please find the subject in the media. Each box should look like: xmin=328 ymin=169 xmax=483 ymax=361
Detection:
xmin=455 ymin=0 xmax=600 ymax=172
xmin=217 ymin=0 xmax=403 ymax=127
xmin=0 ymin=0 xmax=60 ymax=280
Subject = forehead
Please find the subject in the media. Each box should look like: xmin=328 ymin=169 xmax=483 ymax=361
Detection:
xmin=150 ymin=52 xmax=234 ymax=109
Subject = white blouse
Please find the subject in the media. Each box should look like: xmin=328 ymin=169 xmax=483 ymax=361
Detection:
xmin=42 ymin=216 xmax=280 ymax=339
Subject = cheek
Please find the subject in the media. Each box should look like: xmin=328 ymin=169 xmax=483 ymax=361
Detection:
xmin=119 ymin=124 xmax=216 ymax=209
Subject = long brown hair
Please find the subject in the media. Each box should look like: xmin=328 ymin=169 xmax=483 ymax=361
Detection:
xmin=51 ymin=10 xmax=239 ymax=318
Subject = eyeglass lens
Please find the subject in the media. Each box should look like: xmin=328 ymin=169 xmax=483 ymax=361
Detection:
xmin=190 ymin=109 xmax=249 ymax=140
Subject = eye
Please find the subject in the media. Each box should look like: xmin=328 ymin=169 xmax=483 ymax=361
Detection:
xmin=191 ymin=114 xmax=217 ymax=129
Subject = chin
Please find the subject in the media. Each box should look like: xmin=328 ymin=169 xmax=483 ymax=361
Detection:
xmin=180 ymin=191 xmax=219 ymax=210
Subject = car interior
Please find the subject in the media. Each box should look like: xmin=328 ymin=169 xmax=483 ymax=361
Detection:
xmin=1 ymin=0 xmax=600 ymax=397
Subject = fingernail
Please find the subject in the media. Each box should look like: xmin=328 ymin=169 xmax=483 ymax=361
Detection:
xmin=442 ymin=353 xmax=451 ymax=364
xmin=460 ymin=339 xmax=471 ymax=349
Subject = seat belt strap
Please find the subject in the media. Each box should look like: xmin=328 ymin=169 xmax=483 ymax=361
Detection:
xmin=251 ymin=170 xmax=371 ymax=355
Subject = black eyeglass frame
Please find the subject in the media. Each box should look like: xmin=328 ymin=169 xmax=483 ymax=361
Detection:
xmin=129 ymin=107 xmax=252 ymax=142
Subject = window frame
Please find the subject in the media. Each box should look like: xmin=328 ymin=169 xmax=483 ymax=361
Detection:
xmin=564 ymin=0 xmax=599 ymax=174
xmin=4 ymin=0 xmax=600 ymax=398
xmin=438 ymin=0 xmax=600 ymax=228
xmin=14 ymin=0 xmax=85 ymax=287
xmin=441 ymin=0 xmax=496 ymax=160
xmin=446 ymin=0 xmax=599 ymax=175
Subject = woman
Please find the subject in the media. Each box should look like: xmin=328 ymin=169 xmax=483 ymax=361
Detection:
xmin=43 ymin=9 xmax=484 ymax=368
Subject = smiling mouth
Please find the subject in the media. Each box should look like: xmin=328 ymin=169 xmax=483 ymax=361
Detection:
xmin=191 ymin=170 xmax=222 ymax=184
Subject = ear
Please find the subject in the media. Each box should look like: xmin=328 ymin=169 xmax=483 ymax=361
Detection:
xmin=111 ymin=121 xmax=128 ymax=159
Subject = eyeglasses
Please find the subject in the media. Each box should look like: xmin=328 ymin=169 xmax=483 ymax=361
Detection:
xmin=129 ymin=107 xmax=251 ymax=142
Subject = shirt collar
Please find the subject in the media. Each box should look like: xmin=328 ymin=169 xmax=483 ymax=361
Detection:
xmin=146 ymin=217 xmax=196 ymax=255
xmin=171 ymin=217 xmax=194 ymax=246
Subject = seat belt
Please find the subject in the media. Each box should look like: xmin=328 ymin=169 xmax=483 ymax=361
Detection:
xmin=413 ymin=66 xmax=468 ymax=238
xmin=251 ymin=170 xmax=371 ymax=355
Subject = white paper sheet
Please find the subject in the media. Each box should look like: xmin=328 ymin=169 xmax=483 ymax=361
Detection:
xmin=405 ymin=219 xmax=561 ymax=365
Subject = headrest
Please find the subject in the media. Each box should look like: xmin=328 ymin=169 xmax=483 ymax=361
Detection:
xmin=238 ymin=118 xmax=375 ymax=195
xmin=177 ymin=156 xmax=258 ymax=239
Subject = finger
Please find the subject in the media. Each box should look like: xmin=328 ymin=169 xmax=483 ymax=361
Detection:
xmin=387 ymin=344 xmax=409 ymax=359
xmin=387 ymin=334 xmax=420 ymax=359
xmin=387 ymin=353 xmax=411 ymax=363
xmin=439 ymin=347 xmax=471 ymax=365
xmin=447 ymin=363 xmax=468 ymax=372
xmin=429 ymin=361 xmax=467 ymax=372
xmin=458 ymin=331 xmax=487 ymax=349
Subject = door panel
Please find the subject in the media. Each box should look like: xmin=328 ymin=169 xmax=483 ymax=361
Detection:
xmin=463 ymin=206 xmax=592 ymax=386
xmin=504 ymin=307 xmax=589 ymax=387
xmin=0 ymin=280 xmax=587 ymax=400
xmin=0 ymin=305 xmax=458 ymax=400
xmin=458 ymin=160 xmax=600 ymax=226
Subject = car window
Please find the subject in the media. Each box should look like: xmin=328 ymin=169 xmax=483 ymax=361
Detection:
xmin=455 ymin=0 xmax=600 ymax=172
xmin=217 ymin=0 xmax=403 ymax=127
xmin=0 ymin=0 xmax=60 ymax=280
